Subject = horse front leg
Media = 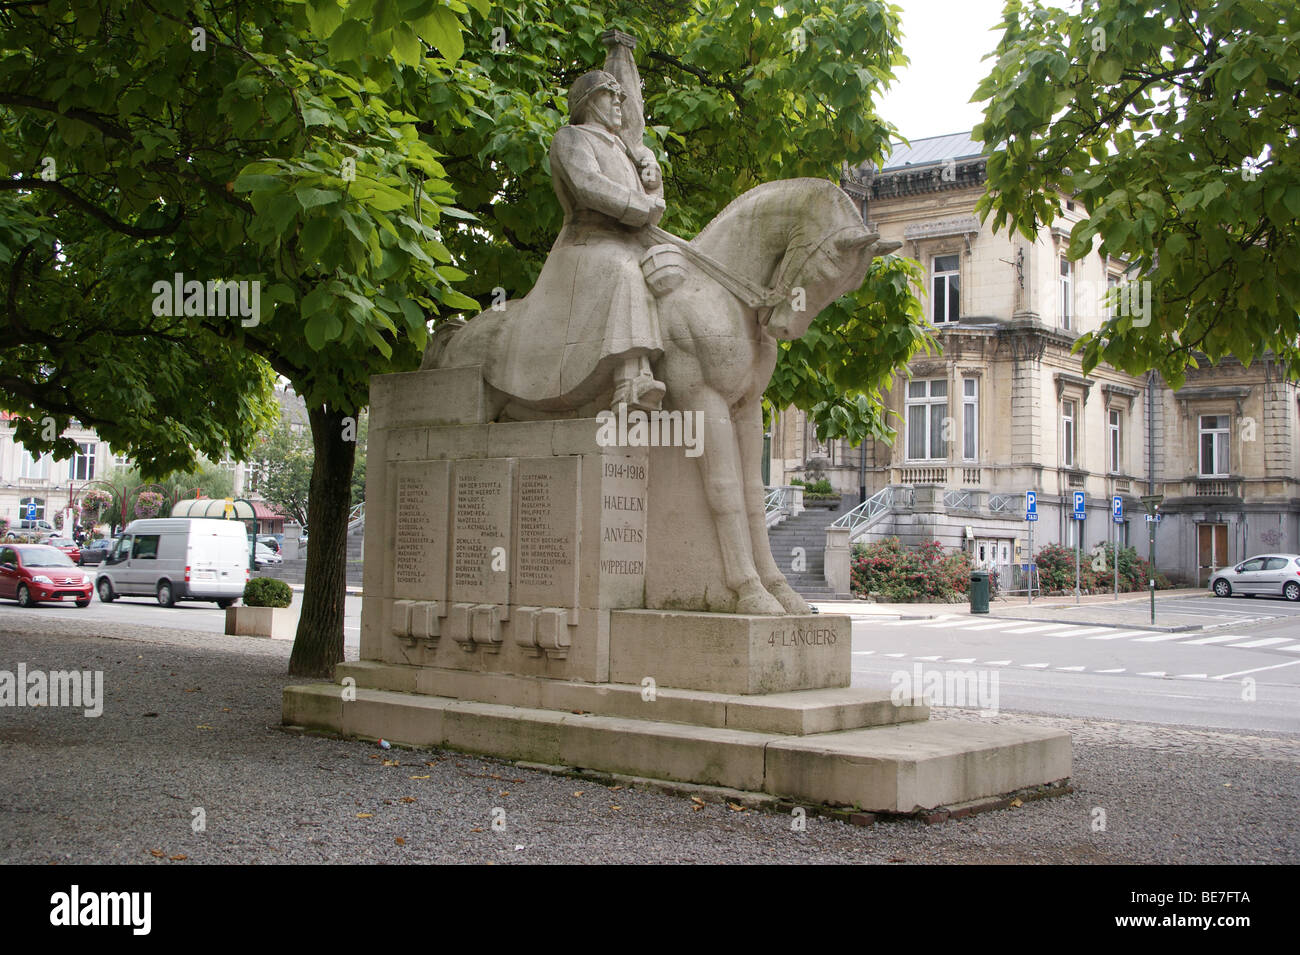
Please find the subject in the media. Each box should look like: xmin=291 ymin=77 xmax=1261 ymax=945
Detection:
xmin=689 ymin=387 xmax=786 ymax=615
xmin=736 ymin=394 xmax=811 ymax=614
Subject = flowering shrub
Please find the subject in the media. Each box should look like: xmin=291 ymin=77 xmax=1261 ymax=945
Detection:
xmin=133 ymin=491 xmax=164 ymax=519
xmin=850 ymin=537 xmax=972 ymax=602
xmin=1034 ymin=542 xmax=1170 ymax=595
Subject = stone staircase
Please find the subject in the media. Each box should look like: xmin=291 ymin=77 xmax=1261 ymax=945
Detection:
xmin=768 ymin=495 xmax=859 ymax=599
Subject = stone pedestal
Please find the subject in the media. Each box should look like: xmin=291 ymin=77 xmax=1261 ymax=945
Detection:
xmin=282 ymin=365 xmax=1072 ymax=815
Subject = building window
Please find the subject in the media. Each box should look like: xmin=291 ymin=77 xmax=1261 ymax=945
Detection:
xmin=112 ymin=450 xmax=131 ymax=470
xmin=19 ymin=448 xmax=51 ymax=480
xmin=1108 ymin=409 xmax=1122 ymax=473
xmin=932 ymin=255 xmax=960 ymax=324
xmin=18 ymin=496 xmax=45 ymax=521
xmin=69 ymin=442 xmax=96 ymax=481
xmin=962 ymin=378 xmax=978 ymax=461
xmin=1061 ymin=399 xmax=1077 ymax=468
xmin=1059 ymin=256 xmax=1073 ymax=329
xmin=1106 ymin=273 xmax=1121 ymax=320
xmin=1199 ymin=415 xmax=1230 ymax=477
xmin=906 ymin=379 xmax=948 ymax=460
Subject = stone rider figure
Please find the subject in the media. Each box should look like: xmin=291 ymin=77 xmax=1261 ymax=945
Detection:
xmin=491 ymin=68 xmax=668 ymax=413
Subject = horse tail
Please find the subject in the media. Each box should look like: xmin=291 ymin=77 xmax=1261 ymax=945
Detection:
xmin=421 ymin=319 xmax=466 ymax=370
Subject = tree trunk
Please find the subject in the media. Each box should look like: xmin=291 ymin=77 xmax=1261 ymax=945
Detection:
xmin=288 ymin=404 xmax=357 ymax=679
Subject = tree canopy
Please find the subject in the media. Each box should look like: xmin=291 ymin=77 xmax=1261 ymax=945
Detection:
xmin=975 ymin=0 xmax=1300 ymax=387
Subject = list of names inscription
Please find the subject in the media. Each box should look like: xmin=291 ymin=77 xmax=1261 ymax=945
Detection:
xmin=392 ymin=460 xmax=450 ymax=601
xmin=451 ymin=459 xmax=512 ymax=605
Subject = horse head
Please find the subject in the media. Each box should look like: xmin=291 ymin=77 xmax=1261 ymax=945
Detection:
xmin=764 ymin=225 xmax=902 ymax=340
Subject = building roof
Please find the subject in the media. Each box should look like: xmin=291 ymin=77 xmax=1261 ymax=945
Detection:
xmin=879 ymin=131 xmax=984 ymax=171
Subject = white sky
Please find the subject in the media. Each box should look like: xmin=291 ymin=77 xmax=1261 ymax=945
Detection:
xmin=875 ymin=0 xmax=1012 ymax=143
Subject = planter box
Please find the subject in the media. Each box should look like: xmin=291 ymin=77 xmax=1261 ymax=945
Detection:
xmin=225 ymin=606 xmax=295 ymax=639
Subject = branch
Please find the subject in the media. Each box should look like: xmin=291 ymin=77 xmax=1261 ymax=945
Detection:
xmin=0 ymin=179 xmax=184 ymax=237
xmin=644 ymin=49 xmax=745 ymax=108
xmin=0 ymin=93 xmax=132 ymax=140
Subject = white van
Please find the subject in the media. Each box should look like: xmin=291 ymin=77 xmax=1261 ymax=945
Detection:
xmin=95 ymin=518 xmax=249 ymax=607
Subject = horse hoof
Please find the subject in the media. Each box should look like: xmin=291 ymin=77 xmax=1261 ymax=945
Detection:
xmin=735 ymin=584 xmax=786 ymax=616
xmin=765 ymin=579 xmax=811 ymax=614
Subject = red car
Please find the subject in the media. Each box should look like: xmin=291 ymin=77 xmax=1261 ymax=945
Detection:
xmin=44 ymin=535 xmax=82 ymax=564
xmin=0 ymin=543 xmax=93 ymax=607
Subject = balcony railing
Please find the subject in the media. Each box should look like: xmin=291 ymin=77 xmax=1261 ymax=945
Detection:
xmin=899 ymin=465 xmax=946 ymax=484
xmin=1193 ymin=478 xmax=1243 ymax=498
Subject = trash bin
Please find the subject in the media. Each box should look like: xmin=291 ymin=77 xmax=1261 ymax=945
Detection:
xmin=969 ymin=570 xmax=990 ymax=614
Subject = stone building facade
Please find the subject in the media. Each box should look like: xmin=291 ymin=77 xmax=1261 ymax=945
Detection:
xmin=770 ymin=132 xmax=1300 ymax=586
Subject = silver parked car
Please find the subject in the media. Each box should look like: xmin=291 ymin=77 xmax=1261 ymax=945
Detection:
xmin=1209 ymin=554 xmax=1300 ymax=601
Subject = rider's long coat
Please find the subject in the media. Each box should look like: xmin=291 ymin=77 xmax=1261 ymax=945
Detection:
xmin=488 ymin=122 xmax=664 ymax=407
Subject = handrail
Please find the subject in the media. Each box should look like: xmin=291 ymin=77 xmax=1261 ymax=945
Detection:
xmin=828 ymin=484 xmax=910 ymax=540
xmin=347 ymin=502 xmax=364 ymax=533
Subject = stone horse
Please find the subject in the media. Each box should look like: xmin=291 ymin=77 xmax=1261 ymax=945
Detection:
xmin=425 ymin=177 xmax=900 ymax=615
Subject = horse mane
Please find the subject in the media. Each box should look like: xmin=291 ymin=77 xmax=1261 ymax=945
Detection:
xmin=694 ymin=177 xmax=862 ymax=248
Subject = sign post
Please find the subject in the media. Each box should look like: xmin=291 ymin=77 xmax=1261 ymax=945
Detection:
xmin=1112 ymin=495 xmax=1124 ymax=601
xmin=1140 ymin=494 xmax=1163 ymax=626
xmin=1025 ymin=491 xmax=1038 ymax=605
xmin=1073 ymin=491 xmax=1086 ymax=604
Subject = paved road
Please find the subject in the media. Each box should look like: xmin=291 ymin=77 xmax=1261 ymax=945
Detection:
xmin=13 ymin=592 xmax=366 ymax=656
xmin=849 ymin=611 xmax=1300 ymax=733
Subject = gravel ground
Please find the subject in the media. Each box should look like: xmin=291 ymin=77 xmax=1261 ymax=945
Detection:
xmin=2 ymin=611 xmax=1297 ymax=865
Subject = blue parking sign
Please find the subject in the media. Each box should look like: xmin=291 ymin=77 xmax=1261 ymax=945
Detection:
xmin=26 ymin=501 xmax=36 ymax=520
xmin=1073 ymin=490 xmax=1086 ymax=519
xmin=1112 ymin=495 xmax=1123 ymax=522
xmin=1026 ymin=490 xmax=1037 ymax=514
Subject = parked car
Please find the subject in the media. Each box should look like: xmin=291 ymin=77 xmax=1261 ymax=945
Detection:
xmin=5 ymin=519 xmax=56 ymax=541
xmin=78 ymin=539 xmax=115 ymax=566
xmin=1209 ymin=554 xmax=1300 ymax=601
xmin=256 ymin=535 xmax=280 ymax=553
xmin=0 ymin=543 xmax=93 ymax=607
xmin=95 ymin=518 xmax=249 ymax=608
xmin=254 ymin=543 xmax=283 ymax=569
xmin=44 ymin=536 xmax=82 ymax=564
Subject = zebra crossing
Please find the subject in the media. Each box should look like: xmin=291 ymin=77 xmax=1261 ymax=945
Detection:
xmin=850 ymin=612 xmax=1300 ymax=680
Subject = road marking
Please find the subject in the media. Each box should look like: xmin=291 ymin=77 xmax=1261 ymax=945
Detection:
xmin=1078 ymin=629 xmax=1157 ymax=640
xmin=956 ymin=622 xmax=1012 ymax=631
xmin=884 ymin=652 xmax=906 ymax=658
xmin=1022 ymin=663 xmax=1050 ymax=669
xmin=1175 ymin=674 xmax=1209 ymax=679
xmin=1046 ymin=627 xmax=1115 ymax=637
xmin=1056 ymin=665 xmax=1086 ymax=671
xmin=851 ymin=650 xmax=875 ymax=656
xmin=914 ymin=655 xmax=943 ymax=661
xmin=947 ymin=658 xmax=976 ymax=663
xmin=1226 ymin=637 xmax=1293 ymax=648
xmin=1095 ymin=668 xmax=1126 ymax=674
xmin=1133 ymin=632 xmax=1193 ymax=643
xmin=983 ymin=660 xmax=1012 ymax=666
xmin=876 ymin=618 xmax=926 ymax=626
xmin=920 ymin=617 xmax=963 ymax=628
xmin=1138 ymin=671 xmax=1167 ymax=677
xmin=1003 ymin=623 xmax=1068 ymax=634
xmin=1182 ymin=634 xmax=1245 ymax=645
xmin=1212 ymin=659 xmax=1300 ymax=680
xmin=1281 ymin=645 xmax=1300 ymax=653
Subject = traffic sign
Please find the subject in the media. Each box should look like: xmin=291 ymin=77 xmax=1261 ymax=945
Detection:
xmin=1026 ymin=490 xmax=1037 ymax=514
xmin=1145 ymin=513 xmax=1162 ymax=523
xmin=1026 ymin=512 xmax=1039 ymax=522
xmin=1072 ymin=490 xmax=1086 ymax=519
xmin=1112 ymin=495 xmax=1124 ymax=522
xmin=26 ymin=502 xmax=36 ymax=520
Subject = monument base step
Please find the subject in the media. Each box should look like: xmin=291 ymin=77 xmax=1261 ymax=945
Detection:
xmin=282 ymin=681 xmax=1071 ymax=814
xmin=335 ymin=660 xmax=929 ymax=735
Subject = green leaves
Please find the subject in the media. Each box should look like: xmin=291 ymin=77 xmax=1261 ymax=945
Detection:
xmin=977 ymin=0 xmax=1300 ymax=384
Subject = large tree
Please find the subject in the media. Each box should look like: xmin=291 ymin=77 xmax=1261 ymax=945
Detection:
xmin=975 ymin=0 xmax=1300 ymax=387
xmin=3 ymin=0 xmax=928 ymax=678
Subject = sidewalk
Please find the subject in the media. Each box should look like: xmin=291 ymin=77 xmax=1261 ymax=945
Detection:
xmin=812 ymin=588 xmax=1229 ymax=631
xmin=1 ymin=612 xmax=1295 ymax=864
